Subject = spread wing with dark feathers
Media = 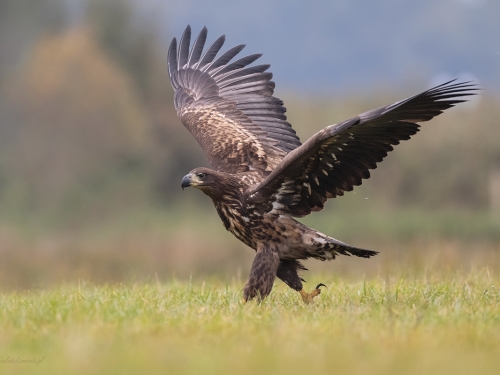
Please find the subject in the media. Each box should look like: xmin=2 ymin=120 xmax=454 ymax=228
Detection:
xmin=246 ymin=80 xmax=478 ymax=217
xmin=168 ymin=25 xmax=301 ymax=175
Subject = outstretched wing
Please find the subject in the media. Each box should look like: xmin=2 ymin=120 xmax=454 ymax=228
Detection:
xmin=168 ymin=25 xmax=301 ymax=175
xmin=246 ymin=80 xmax=478 ymax=217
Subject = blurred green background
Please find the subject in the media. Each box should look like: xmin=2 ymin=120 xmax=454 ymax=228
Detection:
xmin=0 ymin=0 xmax=499 ymax=290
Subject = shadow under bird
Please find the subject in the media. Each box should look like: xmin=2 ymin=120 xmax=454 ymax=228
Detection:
xmin=168 ymin=25 xmax=478 ymax=303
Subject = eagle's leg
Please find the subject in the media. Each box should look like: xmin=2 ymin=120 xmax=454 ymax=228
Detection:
xmin=243 ymin=244 xmax=280 ymax=302
xmin=277 ymin=259 xmax=305 ymax=290
xmin=276 ymin=260 xmax=324 ymax=304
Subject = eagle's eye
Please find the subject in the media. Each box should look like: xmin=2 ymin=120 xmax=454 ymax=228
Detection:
xmin=197 ymin=173 xmax=206 ymax=179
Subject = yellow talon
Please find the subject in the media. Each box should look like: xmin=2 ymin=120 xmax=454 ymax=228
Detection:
xmin=299 ymin=283 xmax=326 ymax=304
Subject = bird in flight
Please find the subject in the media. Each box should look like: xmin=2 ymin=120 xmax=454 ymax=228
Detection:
xmin=168 ymin=25 xmax=477 ymax=303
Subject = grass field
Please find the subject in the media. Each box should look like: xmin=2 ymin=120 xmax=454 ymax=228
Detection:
xmin=1 ymin=270 xmax=499 ymax=375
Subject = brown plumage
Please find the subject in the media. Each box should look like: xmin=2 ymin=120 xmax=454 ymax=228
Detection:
xmin=169 ymin=25 xmax=478 ymax=302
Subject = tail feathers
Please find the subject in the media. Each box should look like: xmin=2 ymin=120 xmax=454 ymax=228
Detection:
xmin=339 ymin=246 xmax=379 ymax=259
xmin=311 ymin=236 xmax=379 ymax=260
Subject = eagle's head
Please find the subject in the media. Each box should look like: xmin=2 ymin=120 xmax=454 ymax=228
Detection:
xmin=181 ymin=167 xmax=216 ymax=190
xmin=181 ymin=167 xmax=240 ymax=199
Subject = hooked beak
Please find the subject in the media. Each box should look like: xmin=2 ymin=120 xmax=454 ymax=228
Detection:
xmin=181 ymin=174 xmax=192 ymax=190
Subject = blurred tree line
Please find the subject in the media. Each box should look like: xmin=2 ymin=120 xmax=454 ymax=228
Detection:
xmin=0 ymin=0 xmax=499 ymax=227
xmin=0 ymin=0 xmax=207 ymax=223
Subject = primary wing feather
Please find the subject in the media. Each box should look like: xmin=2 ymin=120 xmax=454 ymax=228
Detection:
xmin=168 ymin=25 xmax=301 ymax=175
xmin=246 ymin=80 xmax=478 ymax=217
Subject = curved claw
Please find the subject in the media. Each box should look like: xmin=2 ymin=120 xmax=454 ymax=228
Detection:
xmin=299 ymin=285 xmax=325 ymax=304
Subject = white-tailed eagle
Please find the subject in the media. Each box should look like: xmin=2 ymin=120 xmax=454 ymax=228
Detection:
xmin=168 ymin=25 xmax=477 ymax=303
